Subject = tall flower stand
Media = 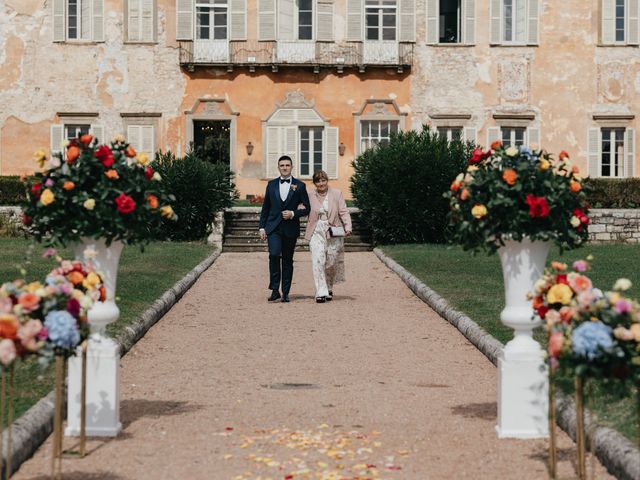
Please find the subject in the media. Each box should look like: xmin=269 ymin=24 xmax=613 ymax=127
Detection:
xmin=496 ymin=238 xmax=550 ymax=438
xmin=66 ymin=239 xmax=123 ymax=437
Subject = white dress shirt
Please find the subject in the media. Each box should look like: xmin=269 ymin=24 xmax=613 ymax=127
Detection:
xmin=279 ymin=176 xmax=291 ymax=202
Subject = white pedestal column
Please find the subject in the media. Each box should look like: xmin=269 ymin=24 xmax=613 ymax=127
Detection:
xmin=65 ymin=336 xmax=122 ymax=436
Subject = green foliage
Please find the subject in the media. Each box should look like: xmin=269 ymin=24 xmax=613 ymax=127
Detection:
xmin=584 ymin=177 xmax=640 ymax=208
xmin=350 ymin=126 xmax=473 ymax=244
xmin=154 ymin=150 xmax=238 ymax=241
xmin=0 ymin=176 xmax=28 ymax=205
xmin=21 ymin=139 xmax=176 ymax=247
xmin=446 ymin=146 xmax=590 ymax=254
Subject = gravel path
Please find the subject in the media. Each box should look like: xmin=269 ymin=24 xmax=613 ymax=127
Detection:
xmin=13 ymin=252 xmax=613 ymax=479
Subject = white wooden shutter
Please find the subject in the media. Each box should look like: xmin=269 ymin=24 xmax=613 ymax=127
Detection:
xmin=316 ymin=2 xmax=334 ymax=41
xmin=283 ymin=126 xmax=298 ymax=164
xmin=464 ymin=0 xmax=475 ymax=44
xmin=258 ymin=0 xmax=276 ymax=40
xmin=50 ymin=125 xmax=65 ymax=156
xmin=628 ymin=0 xmax=639 ymax=44
xmin=398 ymin=0 xmax=415 ymax=42
xmin=515 ymin=0 xmax=526 ymax=41
xmin=625 ymin=128 xmax=636 ymax=177
xmin=265 ymin=126 xmax=281 ymax=178
xmin=53 ymin=0 xmax=66 ymax=41
xmin=141 ymin=125 xmax=155 ymax=155
xmin=426 ymin=0 xmax=438 ymax=44
xmin=230 ymin=0 xmax=247 ymax=39
xmin=346 ymin=0 xmax=363 ymax=41
xmin=128 ymin=0 xmax=140 ymax=41
xmin=490 ymin=0 xmax=502 ymax=44
xmin=588 ymin=128 xmax=601 ymax=178
xmin=92 ymin=0 xmax=105 ymax=41
xmin=527 ymin=127 xmax=540 ymax=148
xmin=90 ymin=124 xmax=105 ymax=144
xmin=127 ymin=125 xmax=142 ymax=152
xmin=602 ymin=0 xmax=615 ymax=44
xmin=324 ymin=127 xmax=339 ymax=179
xmin=278 ymin=0 xmax=295 ymax=39
xmin=463 ymin=127 xmax=477 ymax=144
xmin=487 ymin=127 xmax=500 ymax=148
xmin=82 ymin=0 xmax=92 ymax=39
xmin=527 ymin=0 xmax=538 ymax=44
xmin=141 ymin=0 xmax=155 ymax=41
xmin=176 ymin=0 xmax=194 ymax=40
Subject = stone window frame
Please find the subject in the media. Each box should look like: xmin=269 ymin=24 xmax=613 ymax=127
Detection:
xmin=489 ymin=0 xmax=539 ymax=46
xmin=599 ymin=0 xmax=640 ymax=46
xmin=51 ymin=112 xmax=102 ymax=157
xmin=353 ymin=99 xmax=407 ymax=156
xmin=588 ymin=114 xmax=636 ymax=178
xmin=52 ymin=0 xmax=105 ymax=43
xmin=428 ymin=113 xmax=476 ymax=143
xmin=121 ymin=112 xmax=161 ymax=155
xmin=425 ymin=0 xmax=476 ymax=45
xmin=485 ymin=113 xmax=540 ymax=148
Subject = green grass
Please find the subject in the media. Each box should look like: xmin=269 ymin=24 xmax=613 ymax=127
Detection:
xmin=381 ymin=243 xmax=640 ymax=442
xmin=0 ymin=238 xmax=214 ymax=421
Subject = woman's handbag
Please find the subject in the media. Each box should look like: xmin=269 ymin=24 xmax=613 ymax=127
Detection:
xmin=329 ymin=225 xmax=346 ymax=237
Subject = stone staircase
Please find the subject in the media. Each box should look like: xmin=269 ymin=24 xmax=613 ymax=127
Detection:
xmin=222 ymin=207 xmax=373 ymax=252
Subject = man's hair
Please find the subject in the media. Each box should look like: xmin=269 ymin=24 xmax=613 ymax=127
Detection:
xmin=277 ymin=155 xmax=292 ymax=165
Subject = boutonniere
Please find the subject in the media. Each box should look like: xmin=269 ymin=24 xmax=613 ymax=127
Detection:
xmin=291 ymin=184 xmax=298 ymax=192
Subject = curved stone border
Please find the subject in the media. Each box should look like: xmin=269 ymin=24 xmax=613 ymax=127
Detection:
xmin=2 ymin=249 xmax=222 ymax=477
xmin=374 ymin=247 xmax=640 ymax=480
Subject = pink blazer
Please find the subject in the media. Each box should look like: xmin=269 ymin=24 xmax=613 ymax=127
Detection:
xmin=304 ymin=187 xmax=353 ymax=241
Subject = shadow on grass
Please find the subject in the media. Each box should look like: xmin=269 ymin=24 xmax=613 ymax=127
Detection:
xmin=450 ymin=402 xmax=496 ymax=421
xmin=120 ymin=399 xmax=203 ymax=429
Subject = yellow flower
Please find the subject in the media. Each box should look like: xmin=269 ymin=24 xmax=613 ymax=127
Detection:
xmin=82 ymin=272 xmax=101 ymax=289
xmin=33 ymin=149 xmax=47 ymax=168
xmin=113 ymin=134 xmax=125 ymax=143
xmin=27 ymin=282 xmax=43 ymax=293
xmin=539 ymin=159 xmax=550 ymax=171
xmin=40 ymin=189 xmax=55 ymax=206
xmin=546 ymin=283 xmax=573 ymax=305
xmin=631 ymin=323 xmax=640 ymax=342
xmin=137 ymin=152 xmax=150 ymax=166
xmin=471 ymin=204 xmax=488 ymax=219
xmin=152 ymin=172 xmax=162 ymax=181
xmin=467 ymin=165 xmax=479 ymax=172
xmin=505 ymin=146 xmax=519 ymax=157
xmin=160 ymin=205 xmax=174 ymax=219
xmin=83 ymin=198 xmax=96 ymax=210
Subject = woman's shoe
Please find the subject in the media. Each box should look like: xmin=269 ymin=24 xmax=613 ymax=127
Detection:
xmin=325 ymin=290 xmax=333 ymax=301
xmin=315 ymin=296 xmax=326 ymax=303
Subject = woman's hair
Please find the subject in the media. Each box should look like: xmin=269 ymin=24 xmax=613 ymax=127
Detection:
xmin=312 ymin=170 xmax=329 ymax=183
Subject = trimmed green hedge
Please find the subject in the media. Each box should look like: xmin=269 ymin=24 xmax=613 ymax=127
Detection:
xmin=0 ymin=176 xmax=28 ymax=205
xmin=584 ymin=178 xmax=640 ymax=209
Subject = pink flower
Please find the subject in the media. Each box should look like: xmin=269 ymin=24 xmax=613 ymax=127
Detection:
xmin=569 ymin=274 xmax=592 ymax=294
xmin=44 ymin=178 xmax=54 ymax=187
xmin=42 ymin=247 xmax=57 ymax=258
xmin=615 ymin=299 xmax=632 ymax=314
xmin=0 ymin=298 xmax=12 ymax=314
xmin=544 ymin=309 xmax=561 ymax=326
xmin=572 ymin=260 xmax=588 ymax=273
xmin=17 ymin=319 xmax=43 ymax=352
xmin=37 ymin=327 xmax=48 ymax=341
xmin=576 ymin=290 xmax=596 ymax=309
xmin=548 ymin=332 xmax=564 ymax=358
xmin=0 ymin=339 xmax=16 ymax=366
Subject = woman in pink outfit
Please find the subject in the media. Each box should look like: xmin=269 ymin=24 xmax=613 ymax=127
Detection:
xmin=304 ymin=170 xmax=353 ymax=303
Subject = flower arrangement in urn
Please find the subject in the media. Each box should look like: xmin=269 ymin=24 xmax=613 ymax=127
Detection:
xmin=23 ymin=134 xmax=176 ymax=246
xmin=446 ymin=142 xmax=590 ymax=253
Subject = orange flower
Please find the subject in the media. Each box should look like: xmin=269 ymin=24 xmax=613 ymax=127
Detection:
xmin=125 ymin=145 xmax=137 ymax=158
xmin=79 ymin=134 xmax=93 ymax=145
xmin=570 ymin=180 xmax=581 ymax=192
xmin=490 ymin=140 xmax=503 ymax=150
xmin=532 ymin=296 xmax=544 ymax=310
xmin=559 ymin=150 xmax=569 ymax=160
xmin=66 ymin=145 xmax=81 ymax=164
xmin=105 ymin=169 xmax=119 ymax=180
xmin=67 ymin=271 xmax=85 ymax=286
xmin=551 ymin=261 xmax=567 ymax=271
xmin=450 ymin=180 xmax=462 ymax=192
xmin=63 ymin=181 xmax=75 ymax=190
xmin=146 ymin=194 xmax=159 ymax=209
xmin=502 ymin=169 xmax=517 ymax=186
xmin=0 ymin=314 xmax=19 ymax=340
xmin=460 ymin=188 xmax=470 ymax=201
xmin=18 ymin=292 xmax=40 ymax=312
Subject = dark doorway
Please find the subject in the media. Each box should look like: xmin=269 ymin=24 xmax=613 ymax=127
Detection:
xmin=192 ymin=120 xmax=231 ymax=165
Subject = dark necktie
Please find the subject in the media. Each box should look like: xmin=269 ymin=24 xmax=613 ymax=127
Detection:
xmin=280 ymin=178 xmax=291 ymax=184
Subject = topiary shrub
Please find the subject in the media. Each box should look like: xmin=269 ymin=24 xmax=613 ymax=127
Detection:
xmin=584 ymin=178 xmax=640 ymax=208
xmin=154 ymin=150 xmax=238 ymax=241
xmin=0 ymin=176 xmax=29 ymax=205
xmin=351 ymin=126 xmax=475 ymax=244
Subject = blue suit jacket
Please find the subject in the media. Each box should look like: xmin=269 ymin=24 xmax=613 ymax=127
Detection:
xmin=259 ymin=178 xmax=310 ymax=238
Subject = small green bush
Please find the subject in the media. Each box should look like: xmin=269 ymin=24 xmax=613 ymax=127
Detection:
xmin=584 ymin=178 xmax=640 ymax=208
xmin=154 ymin=150 xmax=238 ymax=241
xmin=0 ymin=176 xmax=28 ymax=205
xmin=351 ymin=126 xmax=474 ymax=244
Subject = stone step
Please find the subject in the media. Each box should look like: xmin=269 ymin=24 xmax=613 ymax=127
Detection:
xmin=223 ymin=227 xmax=371 ymax=238
xmin=222 ymin=243 xmax=373 ymax=253
xmin=222 ymin=234 xmax=372 ymax=245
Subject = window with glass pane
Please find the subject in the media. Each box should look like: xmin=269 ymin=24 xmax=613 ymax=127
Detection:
xmin=300 ymin=127 xmax=324 ymax=177
xmin=298 ymin=0 xmax=313 ymax=40
xmin=65 ymin=124 xmax=91 ymax=140
xmin=501 ymin=127 xmax=526 ymax=147
xmin=360 ymin=120 xmax=399 ymax=152
xmin=439 ymin=0 xmax=461 ymax=43
xmin=503 ymin=0 xmax=526 ymax=42
xmin=601 ymin=128 xmax=625 ymax=177
xmin=67 ymin=0 xmax=91 ymax=40
xmin=365 ymin=0 xmax=396 ymax=41
xmin=437 ymin=127 xmax=463 ymax=142
xmin=196 ymin=0 xmax=228 ymax=40
xmin=615 ymin=0 xmax=625 ymax=42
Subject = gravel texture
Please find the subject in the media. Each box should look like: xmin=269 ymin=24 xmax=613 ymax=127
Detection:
xmin=13 ymin=252 xmax=614 ymax=479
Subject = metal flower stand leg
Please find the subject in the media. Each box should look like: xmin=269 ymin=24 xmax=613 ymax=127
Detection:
xmin=575 ymin=376 xmax=586 ymax=480
xmin=51 ymin=355 xmax=65 ymax=480
xmin=548 ymin=369 xmax=557 ymax=479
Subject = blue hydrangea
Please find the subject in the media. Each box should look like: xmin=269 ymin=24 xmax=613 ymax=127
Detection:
xmin=520 ymin=146 xmax=533 ymax=156
xmin=571 ymin=322 xmax=613 ymax=360
xmin=44 ymin=310 xmax=80 ymax=350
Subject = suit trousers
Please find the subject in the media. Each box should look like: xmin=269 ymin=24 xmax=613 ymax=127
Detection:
xmin=267 ymin=223 xmax=298 ymax=295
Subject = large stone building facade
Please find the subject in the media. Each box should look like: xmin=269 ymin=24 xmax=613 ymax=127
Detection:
xmin=0 ymin=0 xmax=638 ymax=198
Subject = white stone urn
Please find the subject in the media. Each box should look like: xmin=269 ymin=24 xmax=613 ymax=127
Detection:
xmin=496 ymin=237 xmax=550 ymax=439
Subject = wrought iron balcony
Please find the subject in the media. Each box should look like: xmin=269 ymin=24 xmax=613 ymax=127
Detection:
xmin=178 ymin=40 xmax=413 ymax=72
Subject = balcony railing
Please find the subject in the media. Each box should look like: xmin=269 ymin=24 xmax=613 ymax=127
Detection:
xmin=178 ymin=40 xmax=413 ymax=71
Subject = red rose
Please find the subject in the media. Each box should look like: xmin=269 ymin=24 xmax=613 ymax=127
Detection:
xmin=115 ymin=193 xmax=136 ymax=214
xmin=31 ymin=182 xmax=42 ymax=198
xmin=573 ymin=208 xmax=589 ymax=225
xmin=525 ymin=194 xmax=550 ymax=218
xmin=468 ymin=148 xmax=485 ymax=165
xmin=537 ymin=305 xmax=549 ymax=320
xmin=22 ymin=214 xmax=32 ymax=226
xmin=145 ymin=166 xmax=154 ymax=180
xmin=66 ymin=298 xmax=81 ymax=317
xmin=95 ymin=145 xmax=115 ymax=168
xmin=555 ymin=274 xmax=568 ymax=285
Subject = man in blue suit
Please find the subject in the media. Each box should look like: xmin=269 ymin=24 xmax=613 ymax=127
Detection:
xmin=259 ymin=155 xmax=310 ymax=302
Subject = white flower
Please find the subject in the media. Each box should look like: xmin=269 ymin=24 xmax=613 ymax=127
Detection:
xmin=505 ymin=146 xmax=519 ymax=157
xmin=152 ymin=172 xmax=162 ymax=181
xmin=62 ymin=139 xmax=70 ymax=148
xmin=80 ymin=296 xmax=93 ymax=310
xmin=113 ymin=134 xmax=125 ymax=143
xmin=613 ymin=278 xmax=632 ymax=291
xmin=83 ymin=247 xmax=97 ymax=260
xmin=83 ymin=198 xmax=96 ymax=210
xmin=45 ymin=157 xmax=61 ymax=170
xmin=570 ymin=216 xmax=581 ymax=228
xmin=533 ymin=278 xmax=547 ymax=293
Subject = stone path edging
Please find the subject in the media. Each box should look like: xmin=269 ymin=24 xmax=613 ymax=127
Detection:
xmin=373 ymin=247 xmax=640 ymax=480
xmin=2 ymin=249 xmax=222 ymax=477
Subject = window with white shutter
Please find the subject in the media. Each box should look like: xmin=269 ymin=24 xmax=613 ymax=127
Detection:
xmin=196 ymin=0 xmax=228 ymax=40
xmin=54 ymin=0 xmax=104 ymax=42
xmin=258 ymin=0 xmax=277 ymax=40
xmin=426 ymin=0 xmax=474 ymax=44
xmin=346 ymin=0 xmax=363 ymax=41
xmin=398 ymin=0 xmax=415 ymax=42
xmin=127 ymin=0 xmax=156 ymax=42
xmin=490 ymin=0 xmax=538 ymax=45
xmin=365 ymin=0 xmax=396 ymax=41
xmin=177 ymin=0 xmax=194 ymax=40
xmin=601 ymin=0 xmax=640 ymax=44
xmin=127 ymin=125 xmax=156 ymax=156
xmin=437 ymin=126 xmax=463 ymax=142
xmin=316 ymin=1 xmax=334 ymax=41
xmin=229 ymin=0 xmax=246 ymax=39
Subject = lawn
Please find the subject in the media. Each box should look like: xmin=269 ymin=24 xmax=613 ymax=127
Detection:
xmin=381 ymin=243 xmax=640 ymax=442
xmin=0 ymin=238 xmax=214 ymax=420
